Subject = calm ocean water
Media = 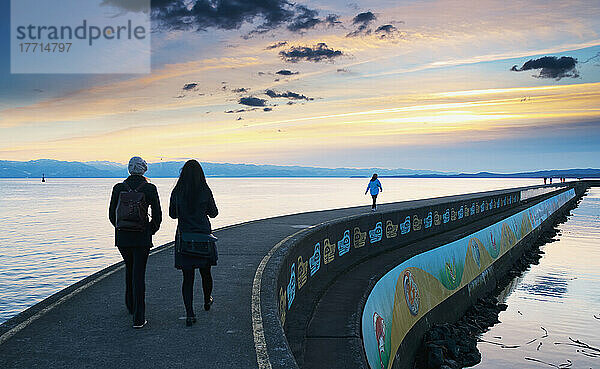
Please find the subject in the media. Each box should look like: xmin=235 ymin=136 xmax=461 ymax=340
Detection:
xmin=0 ymin=177 xmax=547 ymax=324
xmin=474 ymin=187 xmax=600 ymax=368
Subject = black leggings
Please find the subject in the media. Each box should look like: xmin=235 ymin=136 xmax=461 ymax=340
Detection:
xmin=182 ymin=267 xmax=212 ymax=317
xmin=372 ymin=194 xmax=378 ymax=209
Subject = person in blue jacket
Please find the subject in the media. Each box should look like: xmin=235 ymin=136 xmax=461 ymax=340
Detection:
xmin=365 ymin=174 xmax=383 ymax=211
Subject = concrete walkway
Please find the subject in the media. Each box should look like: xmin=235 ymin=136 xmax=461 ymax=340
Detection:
xmin=0 ymin=203 xmax=392 ymax=369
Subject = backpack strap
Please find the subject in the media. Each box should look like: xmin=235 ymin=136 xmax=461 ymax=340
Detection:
xmin=122 ymin=181 xmax=132 ymax=191
xmin=134 ymin=182 xmax=146 ymax=192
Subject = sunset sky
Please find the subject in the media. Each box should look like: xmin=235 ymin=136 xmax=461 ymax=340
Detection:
xmin=1 ymin=0 xmax=599 ymax=172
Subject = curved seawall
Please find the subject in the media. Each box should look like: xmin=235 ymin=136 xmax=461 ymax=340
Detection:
xmin=361 ymin=189 xmax=575 ymax=369
xmin=263 ymin=183 xmax=586 ymax=369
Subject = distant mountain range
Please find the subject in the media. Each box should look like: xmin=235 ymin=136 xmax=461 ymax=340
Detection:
xmin=0 ymin=159 xmax=598 ymax=178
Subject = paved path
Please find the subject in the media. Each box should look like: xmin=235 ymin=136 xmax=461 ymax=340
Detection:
xmin=0 ymin=203 xmax=391 ymax=369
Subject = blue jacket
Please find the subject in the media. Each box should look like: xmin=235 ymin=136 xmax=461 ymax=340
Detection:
xmin=366 ymin=179 xmax=382 ymax=196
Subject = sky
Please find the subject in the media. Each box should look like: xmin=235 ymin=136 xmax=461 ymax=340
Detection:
xmin=1 ymin=0 xmax=599 ymax=173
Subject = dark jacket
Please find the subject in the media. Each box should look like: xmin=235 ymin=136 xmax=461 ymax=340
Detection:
xmin=170 ymin=187 xmax=218 ymax=269
xmin=109 ymin=175 xmax=162 ymax=248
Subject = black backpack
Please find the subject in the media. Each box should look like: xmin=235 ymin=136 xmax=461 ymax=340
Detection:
xmin=115 ymin=182 xmax=148 ymax=231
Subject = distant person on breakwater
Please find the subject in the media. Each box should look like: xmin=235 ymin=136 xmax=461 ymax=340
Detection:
xmin=169 ymin=159 xmax=219 ymax=326
xmin=365 ymin=173 xmax=383 ymax=211
xmin=109 ymin=156 xmax=162 ymax=329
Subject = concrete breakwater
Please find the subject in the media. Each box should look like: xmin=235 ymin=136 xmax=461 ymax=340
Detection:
xmin=263 ymin=182 xmax=587 ymax=369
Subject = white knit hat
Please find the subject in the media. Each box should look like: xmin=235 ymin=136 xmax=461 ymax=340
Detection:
xmin=128 ymin=156 xmax=148 ymax=175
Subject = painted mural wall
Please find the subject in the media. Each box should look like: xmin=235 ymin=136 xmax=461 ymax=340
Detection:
xmin=278 ymin=191 xmax=523 ymax=329
xmin=361 ymin=189 xmax=575 ymax=369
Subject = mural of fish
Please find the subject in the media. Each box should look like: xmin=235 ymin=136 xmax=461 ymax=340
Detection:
xmin=385 ymin=220 xmax=398 ymax=238
xmin=400 ymin=216 xmax=411 ymax=234
xmin=412 ymin=215 xmax=422 ymax=231
xmin=297 ymin=256 xmax=308 ymax=289
xmin=338 ymin=230 xmax=351 ymax=256
xmin=424 ymin=212 xmax=433 ymax=228
xmin=287 ymin=263 xmax=296 ymax=309
xmin=354 ymin=227 xmax=367 ymax=248
xmin=323 ymin=238 xmax=336 ymax=264
xmin=309 ymin=243 xmax=321 ymax=276
xmin=369 ymin=222 xmax=383 ymax=243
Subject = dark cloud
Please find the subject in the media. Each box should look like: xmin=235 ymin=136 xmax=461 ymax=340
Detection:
xmin=152 ymin=0 xmax=292 ymax=31
xmin=265 ymin=89 xmax=312 ymax=100
xmin=101 ymin=0 xmax=148 ymax=12
xmin=225 ymin=107 xmax=258 ymax=113
xmin=232 ymin=87 xmax=249 ymax=93
xmin=239 ymin=96 xmax=267 ymax=106
xmin=325 ymin=14 xmax=342 ymax=27
xmin=286 ymin=6 xmax=342 ymax=32
xmin=279 ymin=43 xmax=344 ymax=63
xmin=266 ymin=41 xmax=288 ymax=50
xmin=275 ymin=69 xmax=299 ymax=75
xmin=375 ymin=24 xmax=399 ymax=39
xmin=182 ymin=83 xmax=198 ymax=90
xmin=151 ymin=0 xmax=333 ymax=36
xmin=375 ymin=24 xmax=396 ymax=33
xmin=346 ymin=11 xmax=376 ymax=37
xmin=287 ymin=5 xmax=321 ymax=32
xmin=510 ymin=56 xmax=579 ymax=80
xmin=352 ymin=11 xmax=376 ymax=25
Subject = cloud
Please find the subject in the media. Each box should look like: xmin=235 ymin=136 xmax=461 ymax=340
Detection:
xmin=266 ymin=41 xmax=288 ymax=50
xmin=324 ymin=14 xmax=342 ymax=27
xmin=510 ymin=56 xmax=579 ymax=80
xmin=375 ymin=24 xmax=398 ymax=38
xmin=182 ymin=83 xmax=198 ymax=91
xmin=287 ymin=5 xmax=322 ymax=32
xmin=353 ymin=11 xmax=377 ymax=25
xmin=285 ymin=6 xmax=341 ymax=32
xmin=152 ymin=0 xmax=329 ymax=35
xmin=232 ymin=87 xmax=249 ymax=93
xmin=263 ymin=107 xmax=273 ymax=111
xmin=275 ymin=69 xmax=298 ymax=76
xmin=239 ymin=96 xmax=267 ymax=106
xmin=346 ymin=11 xmax=376 ymax=37
xmin=279 ymin=43 xmax=344 ymax=63
xmin=265 ymin=89 xmax=312 ymax=100
xmin=225 ymin=108 xmax=258 ymax=113
xmin=100 ymin=0 xmax=148 ymax=13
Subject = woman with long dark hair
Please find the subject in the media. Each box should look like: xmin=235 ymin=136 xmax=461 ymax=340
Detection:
xmin=169 ymin=160 xmax=218 ymax=326
xmin=365 ymin=173 xmax=383 ymax=211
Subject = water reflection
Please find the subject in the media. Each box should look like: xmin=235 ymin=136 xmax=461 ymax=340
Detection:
xmin=475 ymin=188 xmax=600 ymax=368
xmin=517 ymin=270 xmax=570 ymax=302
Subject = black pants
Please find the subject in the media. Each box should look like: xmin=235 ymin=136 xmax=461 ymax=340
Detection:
xmin=371 ymin=194 xmax=378 ymax=209
xmin=118 ymin=246 xmax=150 ymax=324
xmin=182 ymin=267 xmax=212 ymax=317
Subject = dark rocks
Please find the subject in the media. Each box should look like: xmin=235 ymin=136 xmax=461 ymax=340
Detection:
xmin=427 ymin=345 xmax=444 ymax=368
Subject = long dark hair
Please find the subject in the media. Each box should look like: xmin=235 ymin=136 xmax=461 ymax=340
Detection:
xmin=172 ymin=160 xmax=210 ymax=208
xmin=370 ymin=173 xmax=378 ymax=182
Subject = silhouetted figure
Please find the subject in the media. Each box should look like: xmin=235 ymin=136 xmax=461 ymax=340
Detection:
xmin=549 ymin=178 xmax=553 ymax=184
xmin=169 ymin=160 xmax=218 ymax=326
xmin=41 ymin=173 xmax=45 ymax=183
xmin=365 ymin=173 xmax=383 ymax=211
xmin=543 ymin=177 xmax=547 ymax=185
xmin=109 ymin=156 xmax=162 ymax=329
